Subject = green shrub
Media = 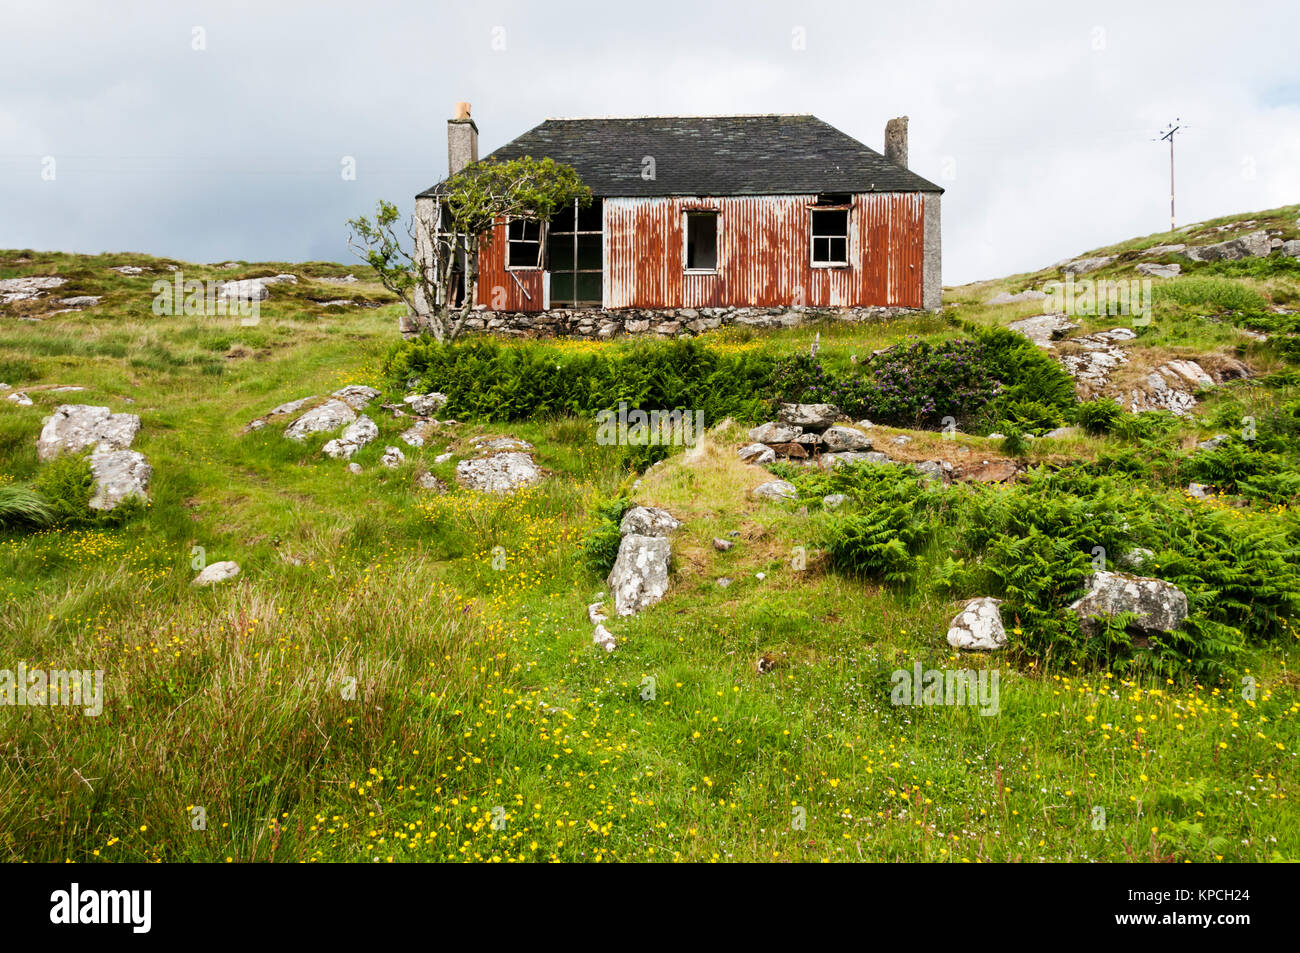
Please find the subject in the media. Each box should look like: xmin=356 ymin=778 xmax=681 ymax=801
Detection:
xmin=1073 ymin=398 xmax=1124 ymax=435
xmin=387 ymin=338 xmax=776 ymax=427
xmin=0 ymin=484 xmax=52 ymax=528
xmin=1153 ymin=276 xmax=1268 ymax=314
xmin=29 ymin=453 xmax=143 ymax=527
xmin=578 ymin=496 xmax=632 ymax=577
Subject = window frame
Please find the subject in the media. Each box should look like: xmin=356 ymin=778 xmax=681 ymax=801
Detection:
xmin=505 ymin=216 xmax=544 ymax=271
xmin=682 ymin=209 xmax=720 ymax=274
xmin=546 ymin=198 xmax=604 ymax=308
xmin=809 ymin=205 xmax=851 ymax=269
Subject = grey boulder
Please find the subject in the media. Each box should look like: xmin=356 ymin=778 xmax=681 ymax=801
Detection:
xmin=819 ymin=425 xmax=873 ymax=452
xmin=1068 ymin=570 xmax=1188 ymax=637
xmin=777 ymin=403 xmax=840 ymax=431
xmin=455 ymin=451 xmax=543 ymax=493
xmin=88 ymin=447 xmax=152 ymax=510
xmin=38 ymin=404 xmax=141 ymax=461
xmin=619 ymin=505 xmax=682 ymax=538
xmin=946 ymin=597 xmax=1006 ymax=650
xmin=607 ymin=534 xmax=672 ymax=616
xmin=284 ymin=399 xmax=356 ymax=441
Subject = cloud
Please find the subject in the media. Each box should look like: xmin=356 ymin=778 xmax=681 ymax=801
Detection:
xmin=1 ymin=0 xmax=1296 ymax=284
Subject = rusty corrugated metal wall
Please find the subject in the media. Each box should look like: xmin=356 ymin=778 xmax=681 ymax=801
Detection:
xmin=474 ymin=218 xmax=545 ymax=311
xmin=476 ymin=193 xmax=927 ymax=311
xmin=605 ymin=193 xmax=926 ymax=309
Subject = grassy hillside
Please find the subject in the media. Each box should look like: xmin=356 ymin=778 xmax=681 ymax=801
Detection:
xmin=1 ymin=215 xmax=1298 ymax=863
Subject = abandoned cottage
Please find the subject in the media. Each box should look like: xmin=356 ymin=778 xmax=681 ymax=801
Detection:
xmin=413 ymin=104 xmax=943 ymax=332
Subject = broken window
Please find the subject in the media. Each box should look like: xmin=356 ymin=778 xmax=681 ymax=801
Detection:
xmin=506 ymin=218 xmax=543 ymax=269
xmin=547 ymin=198 xmax=603 ymax=307
xmin=684 ymin=211 xmax=718 ymax=271
xmin=811 ymin=208 xmax=849 ymax=266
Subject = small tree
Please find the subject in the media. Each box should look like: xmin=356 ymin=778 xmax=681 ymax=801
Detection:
xmin=347 ymin=156 xmax=590 ymax=342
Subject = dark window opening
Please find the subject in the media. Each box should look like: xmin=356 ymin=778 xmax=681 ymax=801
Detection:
xmin=507 ymin=218 xmax=542 ymax=269
xmin=811 ymin=208 xmax=849 ymax=266
xmin=547 ymin=198 xmax=603 ymax=307
xmin=815 ymin=193 xmax=852 ymax=206
xmin=685 ymin=211 xmax=718 ymax=271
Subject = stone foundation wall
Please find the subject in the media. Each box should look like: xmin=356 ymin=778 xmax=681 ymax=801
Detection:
xmin=438 ymin=304 xmax=925 ymax=341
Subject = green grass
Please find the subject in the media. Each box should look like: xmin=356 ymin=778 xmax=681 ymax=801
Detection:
xmin=1 ymin=239 xmax=1298 ymax=863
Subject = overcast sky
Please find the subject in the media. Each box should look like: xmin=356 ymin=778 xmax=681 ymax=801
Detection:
xmin=2 ymin=0 xmax=1297 ymax=285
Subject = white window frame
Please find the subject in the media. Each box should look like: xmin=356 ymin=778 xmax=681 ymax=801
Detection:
xmin=505 ymin=216 xmax=544 ymax=271
xmin=809 ymin=205 xmax=851 ymax=269
xmin=682 ymin=209 xmax=720 ymax=274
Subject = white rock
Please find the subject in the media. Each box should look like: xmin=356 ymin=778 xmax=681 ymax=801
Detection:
xmin=820 ymin=425 xmax=873 ymax=452
xmin=619 ymin=506 xmax=682 ymax=537
xmin=331 ymin=385 xmax=381 ymax=411
xmin=379 ymin=446 xmax=406 ymax=468
xmin=37 ymin=404 xmax=141 ymax=461
xmin=193 ymin=561 xmax=240 ymax=586
xmin=455 ymin=451 xmax=542 ymax=493
xmin=607 ymin=534 xmax=672 ymax=616
xmin=1067 ymin=571 xmax=1188 ymax=637
xmin=322 ymin=414 xmax=378 ymax=458
xmin=88 ymin=447 xmax=152 ymax=510
xmin=738 ymin=442 xmax=777 ymax=464
xmin=748 ymin=421 xmax=802 ymax=444
xmin=777 ymin=403 xmax=840 ymax=431
xmin=6 ymin=392 xmax=32 ymax=406
xmin=593 ymin=624 xmax=616 ymax=652
xmin=1136 ymin=262 xmax=1181 ymax=278
xmin=403 ymin=392 xmax=449 ymax=416
xmin=284 ymin=399 xmax=356 ymax=441
xmin=751 ymin=480 xmax=797 ymax=501
xmin=946 ymin=597 xmax=1006 ymax=650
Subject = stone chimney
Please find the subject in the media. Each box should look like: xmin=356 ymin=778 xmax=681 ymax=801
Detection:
xmin=884 ymin=116 xmax=908 ymax=170
xmin=448 ymin=102 xmax=478 ymax=175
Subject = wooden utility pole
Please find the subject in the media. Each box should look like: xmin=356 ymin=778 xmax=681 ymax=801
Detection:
xmin=1158 ymin=119 xmax=1180 ymax=232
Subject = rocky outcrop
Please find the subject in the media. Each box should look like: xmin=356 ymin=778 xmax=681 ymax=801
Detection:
xmin=751 ymin=480 xmax=798 ymax=501
xmin=1068 ymin=571 xmax=1188 ymax=639
xmin=737 ymin=442 xmax=776 ymax=464
xmin=778 ymin=403 xmax=839 ymax=430
xmin=403 ymin=392 xmax=449 ymax=416
xmin=619 ymin=505 xmax=682 ymax=537
xmin=331 ymin=385 xmax=380 ymax=411
xmin=0 ymin=275 xmax=67 ymax=304
xmin=1061 ymin=256 xmax=1115 ymax=275
xmin=1136 ymin=262 xmax=1181 ymax=278
xmin=819 ymin=425 xmax=874 ymax=452
xmin=1183 ymin=231 xmax=1271 ymax=262
xmin=455 ymin=450 xmax=542 ymax=493
xmin=88 ymin=448 xmax=152 ymax=510
xmin=38 ymin=405 xmax=141 ymax=461
xmin=1008 ymin=313 xmax=1079 ymax=348
xmin=987 ymin=289 xmax=1047 ymax=305
xmin=379 ymin=446 xmax=406 ymax=468
xmin=946 ymin=597 xmax=1006 ymax=650
xmin=322 ymin=415 xmax=378 ymax=459
xmin=242 ymin=395 xmax=318 ymax=433
xmin=284 ymin=399 xmax=356 ymax=441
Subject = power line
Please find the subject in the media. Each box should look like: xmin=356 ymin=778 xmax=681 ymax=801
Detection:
xmin=1155 ymin=118 xmax=1183 ymax=231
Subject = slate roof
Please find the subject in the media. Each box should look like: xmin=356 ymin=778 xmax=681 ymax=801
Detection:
xmin=417 ymin=114 xmax=943 ymax=199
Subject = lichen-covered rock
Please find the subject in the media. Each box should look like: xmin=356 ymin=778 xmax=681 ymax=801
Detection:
xmin=748 ymin=421 xmax=802 ymax=444
xmin=284 ymin=399 xmax=355 ymax=440
xmin=331 ymin=385 xmax=381 ymax=411
xmin=88 ymin=447 xmax=152 ymax=510
xmin=455 ymin=451 xmax=543 ymax=493
xmin=777 ymin=403 xmax=839 ymax=431
xmin=751 ymin=480 xmax=797 ymax=501
xmin=1067 ymin=570 xmax=1188 ymax=636
xmin=946 ymin=597 xmax=1006 ymax=650
xmin=1183 ymin=231 xmax=1271 ymax=262
xmin=322 ymin=415 xmax=378 ymax=459
xmin=607 ymin=534 xmax=672 ymax=616
xmin=817 ymin=451 xmax=891 ymax=469
xmin=819 ymin=425 xmax=873 ymax=452
xmin=738 ymin=442 xmax=776 ymax=464
xmin=1136 ymin=262 xmax=1181 ymax=278
xmin=619 ymin=506 xmax=682 ymax=538
xmin=38 ymin=405 xmax=141 ymax=461
xmin=403 ymin=392 xmax=449 ymax=416
xmin=1061 ymin=256 xmax=1115 ymax=275
xmin=1008 ymin=313 xmax=1079 ymax=348
xmin=379 ymin=445 xmax=406 ymax=468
